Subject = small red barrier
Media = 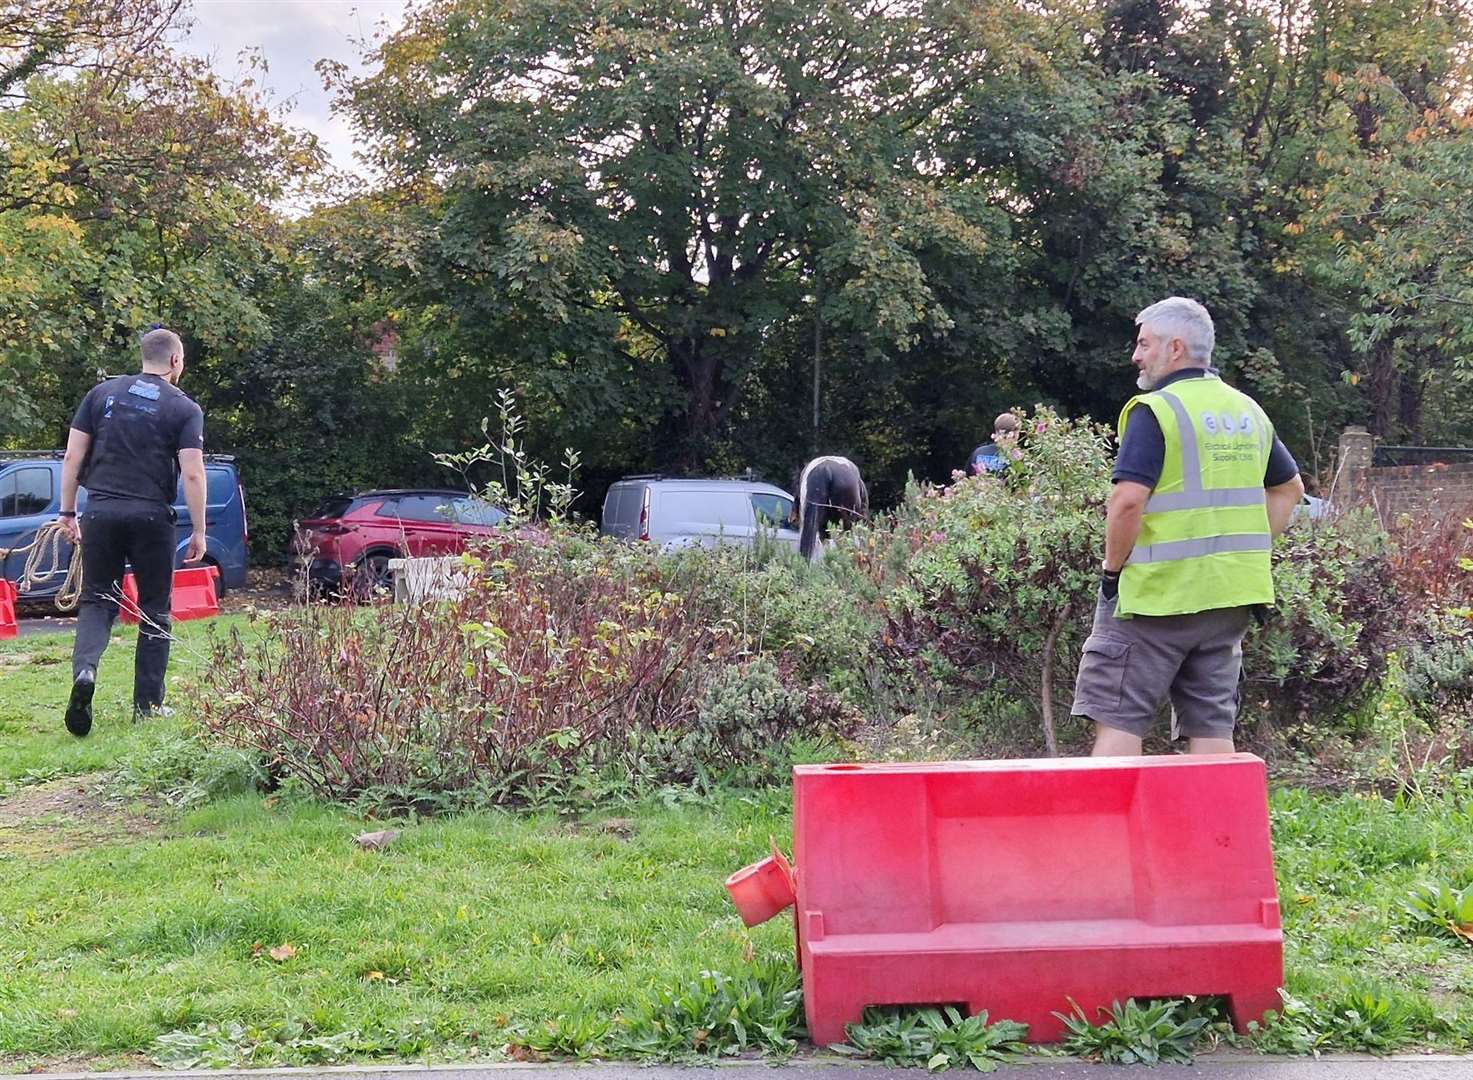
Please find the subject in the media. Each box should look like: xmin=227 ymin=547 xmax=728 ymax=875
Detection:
xmin=0 ymin=579 xmax=17 ymax=640
xmin=119 ymin=565 xmax=220 ymax=625
xmin=726 ymin=841 xmax=796 ymax=927
xmin=733 ymin=754 xmax=1284 ymax=1046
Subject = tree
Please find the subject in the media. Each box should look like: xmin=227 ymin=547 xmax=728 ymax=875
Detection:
xmin=0 ymin=1 xmax=321 ymax=442
xmin=332 ymin=0 xmax=1027 ymax=467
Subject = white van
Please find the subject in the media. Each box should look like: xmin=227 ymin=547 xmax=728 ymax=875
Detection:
xmin=600 ymin=476 xmax=801 ymax=553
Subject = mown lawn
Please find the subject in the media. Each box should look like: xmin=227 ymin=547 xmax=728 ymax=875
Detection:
xmin=1 ymin=618 xmax=1470 ymax=1070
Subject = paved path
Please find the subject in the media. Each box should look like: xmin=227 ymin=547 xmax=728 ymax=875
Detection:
xmin=28 ymin=1056 xmax=1473 ymax=1080
xmin=14 ymin=612 xmax=75 ymax=636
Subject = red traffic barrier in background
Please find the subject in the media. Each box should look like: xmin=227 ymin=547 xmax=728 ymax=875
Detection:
xmin=0 ymin=578 xmax=17 ymax=640
xmin=119 ymin=565 xmax=220 ymax=625
xmin=730 ymin=754 xmax=1284 ymax=1047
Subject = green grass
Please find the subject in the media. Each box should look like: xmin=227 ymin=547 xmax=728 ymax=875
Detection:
xmin=1 ymin=619 xmax=1472 ymax=1068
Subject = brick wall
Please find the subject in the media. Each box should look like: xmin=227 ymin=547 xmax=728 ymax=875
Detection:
xmin=1335 ymin=427 xmax=1473 ymax=520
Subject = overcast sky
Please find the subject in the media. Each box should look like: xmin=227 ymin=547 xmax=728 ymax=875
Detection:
xmin=175 ymin=1 xmax=410 ymax=180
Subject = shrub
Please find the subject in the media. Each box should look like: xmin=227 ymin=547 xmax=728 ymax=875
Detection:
xmin=1240 ymin=509 xmax=1403 ymax=735
xmin=878 ymin=410 xmax=1408 ymax=752
xmin=878 ymin=407 xmax=1111 ymax=755
xmin=198 ymin=533 xmax=845 ymax=812
xmin=660 ymin=540 xmax=885 ymax=702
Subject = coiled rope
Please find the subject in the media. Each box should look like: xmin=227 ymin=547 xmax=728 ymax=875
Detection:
xmin=0 ymin=521 xmax=83 ymax=611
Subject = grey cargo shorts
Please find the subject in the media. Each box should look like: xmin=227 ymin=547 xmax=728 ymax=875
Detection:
xmin=1070 ymin=594 xmax=1252 ymax=740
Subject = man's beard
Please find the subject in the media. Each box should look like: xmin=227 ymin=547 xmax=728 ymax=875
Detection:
xmin=1136 ymin=369 xmax=1156 ymax=390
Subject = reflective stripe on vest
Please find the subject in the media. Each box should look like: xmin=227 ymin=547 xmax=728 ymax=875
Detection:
xmin=1127 ymin=532 xmax=1271 ymax=565
xmin=1140 ymin=390 xmax=1265 ymax=514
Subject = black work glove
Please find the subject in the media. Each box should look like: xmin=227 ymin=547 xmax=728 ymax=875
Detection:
xmin=1100 ymin=568 xmax=1121 ymax=601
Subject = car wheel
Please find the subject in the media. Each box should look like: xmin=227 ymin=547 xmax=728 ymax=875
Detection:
xmin=350 ymin=552 xmax=395 ymax=602
xmin=204 ymin=559 xmax=227 ymax=599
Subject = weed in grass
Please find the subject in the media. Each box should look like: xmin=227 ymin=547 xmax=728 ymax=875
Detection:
xmin=506 ymin=1010 xmax=612 ymax=1060
xmin=1405 ymin=882 xmax=1473 ymax=945
xmin=1057 ymin=997 xmax=1209 ymax=1065
xmin=150 ymin=1018 xmax=431 ymax=1069
xmin=613 ymin=956 xmax=803 ymax=1059
xmin=504 ymin=956 xmax=803 ymax=1062
xmin=1250 ymin=987 xmax=1429 ymax=1055
xmin=833 ymin=1005 xmax=1029 ymax=1072
xmin=109 ymin=732 xmax=264 ymax=809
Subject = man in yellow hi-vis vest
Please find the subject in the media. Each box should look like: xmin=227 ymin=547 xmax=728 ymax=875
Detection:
xmin=1071 ymin=297 xmax=1306 ymax=756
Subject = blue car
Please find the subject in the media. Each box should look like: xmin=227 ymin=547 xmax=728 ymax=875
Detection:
xmin=0 ymin=451 xmax=250 ymax=605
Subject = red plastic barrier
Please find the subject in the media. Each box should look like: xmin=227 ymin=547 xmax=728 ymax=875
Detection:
xmin=726 ymin=841 xmax=796 ymax=927
xmin=0 ymin=579 xmax=17 ymax=640
xmin=785 ymin=755 xmax=1283 ymax=1046
xmin=119 ymin=565 xmax=220 ymax=625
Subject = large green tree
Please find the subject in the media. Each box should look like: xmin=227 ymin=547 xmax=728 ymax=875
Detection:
xmin=333 ymin=0 xmax=1034 ymax=468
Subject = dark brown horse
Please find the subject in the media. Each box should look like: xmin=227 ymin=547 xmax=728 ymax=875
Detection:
xmin=793 ymin=455 xmax=868 ymax=561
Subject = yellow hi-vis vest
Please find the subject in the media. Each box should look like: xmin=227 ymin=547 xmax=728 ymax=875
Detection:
xmin=1116 ymin=374 xmax=1276 ymax=618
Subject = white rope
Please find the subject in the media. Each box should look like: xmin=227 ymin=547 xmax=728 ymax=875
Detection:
xmin=1 ymin=520 xmax=83 ymax=611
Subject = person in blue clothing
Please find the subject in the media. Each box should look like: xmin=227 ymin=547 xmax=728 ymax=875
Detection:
xmin=55 ymin=328 xmax=208 ymax=737
xmin=969 ymin=413 xmax=1021 ymax=476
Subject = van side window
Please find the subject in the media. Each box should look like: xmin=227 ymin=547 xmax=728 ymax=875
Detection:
xmin=751 ymin=493 xmax=794 ymax=527
xmin=0 ymin=467 xmax=53 ymax=517
xmin=175 ymin=468 xmax=237 ymax=507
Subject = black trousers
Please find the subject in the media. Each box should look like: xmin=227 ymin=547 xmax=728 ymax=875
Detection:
xmin=72 ymin=500 xmax=175 ymax=709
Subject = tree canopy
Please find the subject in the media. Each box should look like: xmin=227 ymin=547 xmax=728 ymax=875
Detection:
xmin=4 ymin=0 xmax=1473 ymax=550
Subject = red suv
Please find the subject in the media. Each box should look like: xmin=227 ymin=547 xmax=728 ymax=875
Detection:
xmin=296 ymin=489 xmax=507 ymax=595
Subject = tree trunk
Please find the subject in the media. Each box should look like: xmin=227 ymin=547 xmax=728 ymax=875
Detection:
xmin=1366 ymin=336 xmax=1399 ymax=439
xmin=671 ymin=336 xmax=721 ymax=470
xmin=1398 ymin=364 xmax=1424 ymax=444
xmin=1039 ymin=602 xmax=1072 ymax=757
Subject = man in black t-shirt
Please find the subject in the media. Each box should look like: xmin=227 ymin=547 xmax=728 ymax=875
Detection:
xmin=56 ymin=327 xmax=208 ymax=736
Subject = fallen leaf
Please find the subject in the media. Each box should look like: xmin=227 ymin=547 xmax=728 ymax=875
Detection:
xmin=57 ymin=1009 xmax=77 ymax=1020
xmin=365 ymin=970 xmax=385 ymax=982
xmin=269 ymin=943 xmax=297 ymax=962
xmin=250 ymin=940 xmax=265 ymax=959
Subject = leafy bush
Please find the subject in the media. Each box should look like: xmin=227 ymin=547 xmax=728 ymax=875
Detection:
xmin=834 ymin=1006 xmax=1029 ymax=1072
xmin=1241 ymin=509 xmax=1403 ymax=734
xmin=879 ymin=407 xmax=1111 ymax=754
xmin=878 ymin=409 xmax=1410 ymax=750
xmin=199 ymin=534 xmax=845 ymax=812
xmin=662 ymin=539 xmax=887 ymax=706
xmin=1057 ymin=998 xmax=1210 ymax=1065
xmin=684 ymin=655 xmax=858 ymax=782
xmin=110 ymin=731 xmax=265 ymax=809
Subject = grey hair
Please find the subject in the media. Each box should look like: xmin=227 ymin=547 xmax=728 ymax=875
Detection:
xmin=1136 ymin=297 xmax=1214 ymax=364
xmin=140 ymin=327 xmax=183 ymax=369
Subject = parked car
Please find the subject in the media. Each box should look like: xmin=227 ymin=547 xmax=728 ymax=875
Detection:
xmin=296 ymin=488 xmax=508 ymax=595
xmin=600 ymin=475 xmax=801 ymax=553
xmin=0 ymin=451 xmax=250 ymax=604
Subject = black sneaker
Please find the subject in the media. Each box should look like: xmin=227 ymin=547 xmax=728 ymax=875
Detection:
xmin=65 ymin=669 xmax=96 ymax=737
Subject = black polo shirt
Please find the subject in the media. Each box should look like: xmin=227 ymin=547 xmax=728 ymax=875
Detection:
xmin=1113 ymin=369 xmax=1299 ymax=489
xmin=72 ymin=374 xmax=205 ymax=505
